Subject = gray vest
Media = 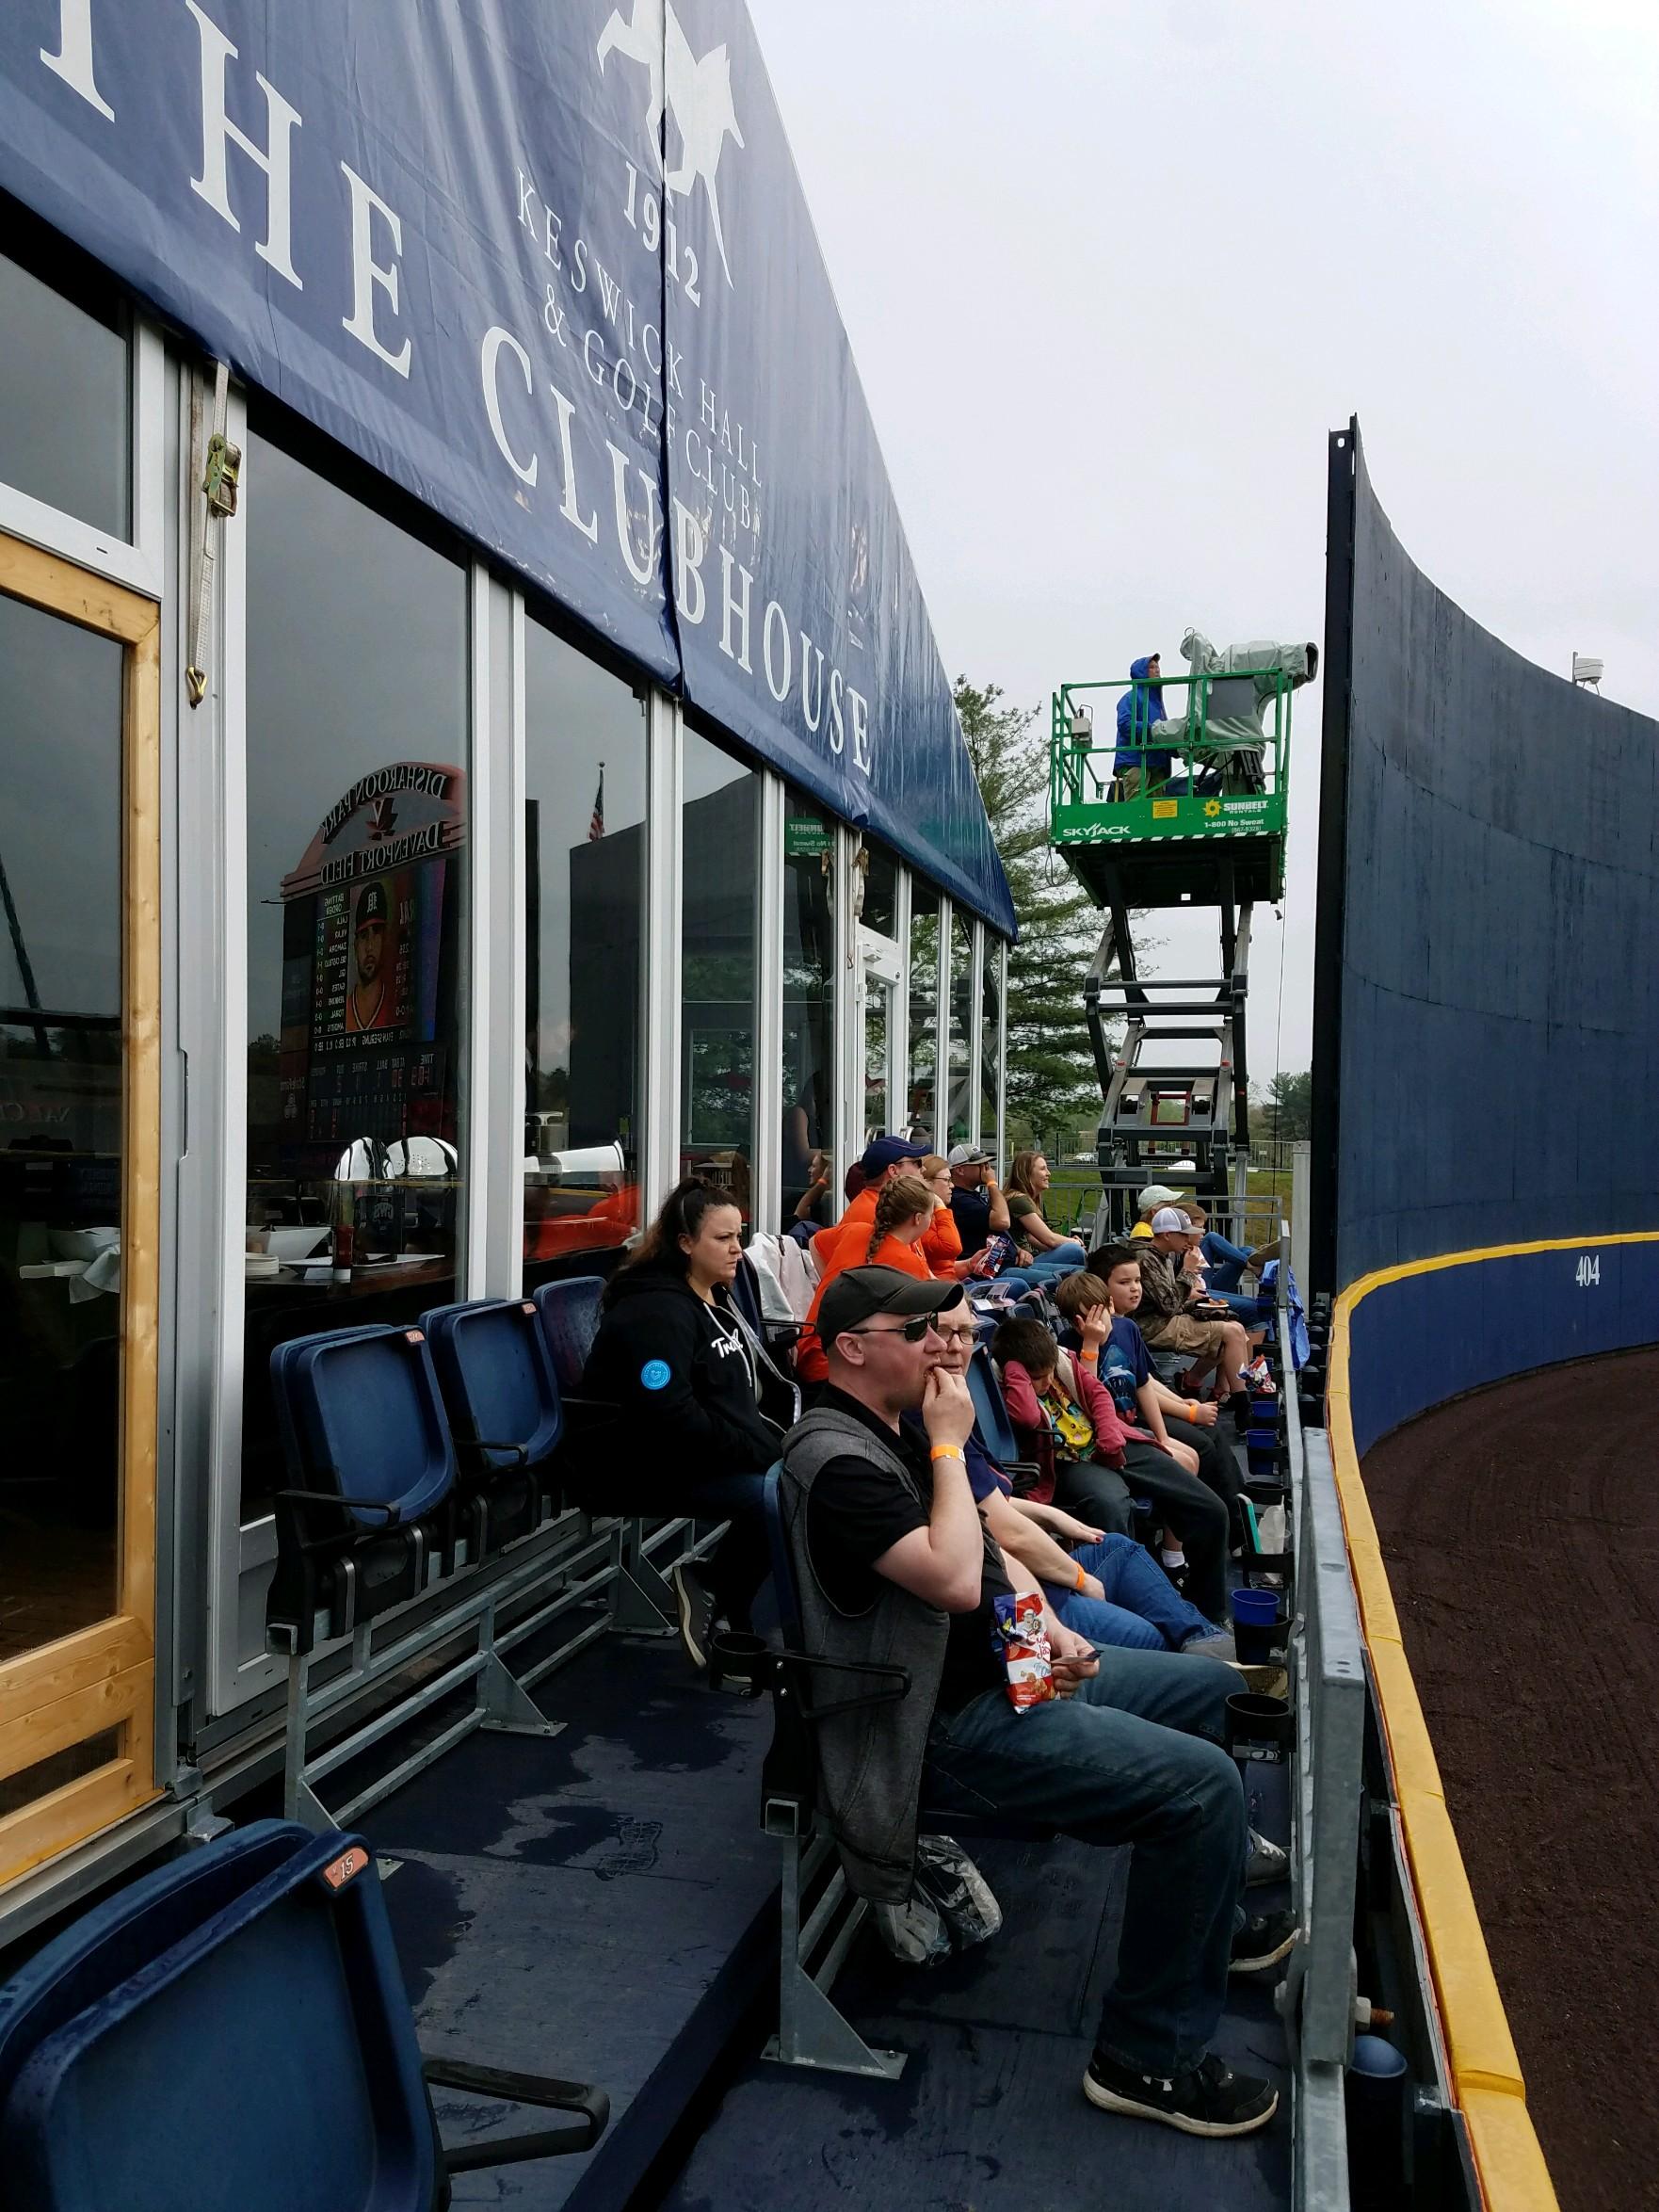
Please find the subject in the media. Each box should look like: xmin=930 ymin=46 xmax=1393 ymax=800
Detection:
xmin=780 ymin=1406 xmax=948 ymax=1903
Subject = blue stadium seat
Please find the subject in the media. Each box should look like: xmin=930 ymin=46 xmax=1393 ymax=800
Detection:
xmin=0 ymin=1819 xmax=605 ymax=2211
xmin=531 ymin=1276 xmax=605 ymax=1396
xmin=965 ymin=1347 xmax=1022 ymax=1466
xmin=421 ymin=1298 xmax=564 ymax=1561
xmin=267 ymin=1324 xmax=458 ymax=1655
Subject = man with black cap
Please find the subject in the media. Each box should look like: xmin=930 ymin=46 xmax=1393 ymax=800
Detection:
xmin=346 ymin=878 xmax=396 ymax=1035
xmin=777 ymin=1265 xmax=1288 ymax=2141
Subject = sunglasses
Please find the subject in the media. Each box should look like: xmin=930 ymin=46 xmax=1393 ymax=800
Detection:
xmin=844 ymin=1314 xmax=937 ymax=1344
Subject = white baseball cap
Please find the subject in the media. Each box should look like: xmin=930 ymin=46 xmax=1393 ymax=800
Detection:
xmin=1137 ymin=1183 xmax=1184 ymax=1212
xmin=1151 ymin=1206 xmax=1194 ymax=1234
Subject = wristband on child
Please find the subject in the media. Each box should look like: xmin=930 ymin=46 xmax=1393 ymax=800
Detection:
xmin=1187 ymin=1400 xmax=1199 ymax=1421
xmin=1072 ymin=1560 xmax=1087 ymax=1592
xmin=929 ymin=1445 xmax=966 ymax=1463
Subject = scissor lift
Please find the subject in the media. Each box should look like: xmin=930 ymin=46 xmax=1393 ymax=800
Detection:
xmin=1049 ymin=653 xmax=1308 ymax=1238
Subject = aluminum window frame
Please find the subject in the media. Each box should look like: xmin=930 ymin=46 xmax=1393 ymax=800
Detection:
xmin=205 ymin=410 xmax=490 ymax=1719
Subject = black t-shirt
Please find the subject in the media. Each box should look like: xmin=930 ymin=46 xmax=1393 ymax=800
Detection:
xmin=803 ymin=1387 xmax=1009 ymax=1713
xmin=948 ymin=1182 xmax=993 ymax=1257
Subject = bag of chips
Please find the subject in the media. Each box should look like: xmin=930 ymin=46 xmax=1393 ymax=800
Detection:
xmin=990 ymin=1588 xmax=1055 ymax=1713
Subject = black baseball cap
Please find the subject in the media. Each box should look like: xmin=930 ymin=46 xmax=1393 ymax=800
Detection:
xmin=355 ymin=880 xmax=388 ymax=928
xmin=817 ymin=1265 xmax=964 ymax=1351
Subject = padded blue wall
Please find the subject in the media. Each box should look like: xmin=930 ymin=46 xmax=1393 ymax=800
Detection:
xmin=1327 ymin=435 xmax=1659 ymax=1289
xmin=1346 ymin=1237 xmax=1659 ymax=1454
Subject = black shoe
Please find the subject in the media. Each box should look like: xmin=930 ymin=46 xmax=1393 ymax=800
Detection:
xmin=1230 ymin=1909 xmax=1298 ymax=1974
xmin=1084 ymin=2049 xmax=1279 ymax=2137
xmin=669 ymin=1559 xmax=717 ymax=1671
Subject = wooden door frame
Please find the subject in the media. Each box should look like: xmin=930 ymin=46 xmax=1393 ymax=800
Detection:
xmin=0 ymin=535 xmax=161 ymax=1884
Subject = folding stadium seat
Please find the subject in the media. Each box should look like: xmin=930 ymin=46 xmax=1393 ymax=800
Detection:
xmin=530 ymin=1275 xmax=606 ymax=1396
xmin=266 ymin=1324 xmax=457 ymax=1655
xmin=420 ymin=1298 xmax=564 ymax=1564
xmin=964 ymin=1347 xmax=1036 ymax=1481
xmin=0 ymin=1818 xmax=605 ymax=2211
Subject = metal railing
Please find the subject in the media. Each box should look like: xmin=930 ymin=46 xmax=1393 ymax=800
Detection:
xmin=1277 ymin=1228 xmax=1365 ymax=2212
xmin=1049 ymin=669 xmax=1296 ymax=817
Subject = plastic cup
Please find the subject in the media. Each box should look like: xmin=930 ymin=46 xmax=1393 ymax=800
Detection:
xmin=1230 ymin=1588 xmax=1280 ymax=1626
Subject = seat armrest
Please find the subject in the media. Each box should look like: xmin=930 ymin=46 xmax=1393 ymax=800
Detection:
xmin=277 ymin=1486 xmax=402 ymax=1528
xmin=424 ymin=2055 xmax=609 ymax=2170
xmin=775 ymin=1645 xmax=910 ymax=1723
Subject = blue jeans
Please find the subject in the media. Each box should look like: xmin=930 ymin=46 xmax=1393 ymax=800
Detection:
xmin=1045 ymin=1535 xmax=1217 ymax=1650
xmin=925 ymin=1645 xmax=1246 ymax=2074
xmin=1200 ymin=1231 xmax=1252 ymax=1293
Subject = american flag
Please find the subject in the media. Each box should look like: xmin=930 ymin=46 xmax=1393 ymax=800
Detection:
xmin=588 ymin=765 xmax=604 ymax=843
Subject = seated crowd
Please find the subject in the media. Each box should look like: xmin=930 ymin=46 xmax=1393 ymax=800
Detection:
xmin=580 ymin=1138 xmax=1290 ymax=2141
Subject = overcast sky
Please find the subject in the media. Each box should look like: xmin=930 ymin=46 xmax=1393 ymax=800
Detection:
xmin=747 ymin=0 xmax=1659 ymax=1077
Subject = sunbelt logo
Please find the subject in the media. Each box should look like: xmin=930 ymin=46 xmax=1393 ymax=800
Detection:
xmin=598 ymin=3 xmax=746 ymax=287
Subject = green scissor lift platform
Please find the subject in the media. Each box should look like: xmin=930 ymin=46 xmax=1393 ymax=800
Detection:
xmin=1049 ymin=654 xmax=1309 ymax=1236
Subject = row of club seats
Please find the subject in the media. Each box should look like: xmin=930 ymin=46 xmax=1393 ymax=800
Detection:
xmin=266 ymin=1278 xmax=609 ymax=1656
xmin=0 ymin=1817 xmax=605 ymax=2211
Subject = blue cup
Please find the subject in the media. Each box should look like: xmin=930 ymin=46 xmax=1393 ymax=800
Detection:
xmin=1231 ymin=1587 xmax=1280 ymax=1627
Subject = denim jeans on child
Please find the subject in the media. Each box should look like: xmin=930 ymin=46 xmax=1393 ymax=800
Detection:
xmin=1045 ymin=1534 xmax=1216 ymax=1650
xmin=924 ymin=1644 xmax=1247 ymax=2075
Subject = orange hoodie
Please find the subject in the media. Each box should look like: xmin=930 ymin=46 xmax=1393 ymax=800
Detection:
xmin=797 ymin=1230 xmax=932 ymax=1384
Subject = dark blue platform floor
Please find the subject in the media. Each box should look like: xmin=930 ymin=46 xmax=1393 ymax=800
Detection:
xmin=658 ymin=1778 xmax=1293 ymax=2212
xmin=362 ymin=1628 xmax=780 ymax=2211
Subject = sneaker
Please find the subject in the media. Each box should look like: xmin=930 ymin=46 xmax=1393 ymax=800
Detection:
xmin=1083 ymin=2049 xmax=1279 ymax=2137
xmin=1246 ymin=1829 xmax=1290 ymax=1886
xmin=669 ymin=1558 xmax=717 ymax=1671
xmin=1230 ymin=1909 xmax=1298 ymax=1974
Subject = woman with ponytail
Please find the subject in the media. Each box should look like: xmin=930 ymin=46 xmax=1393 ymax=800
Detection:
xmin=583 ymin=1178 xmax=798 ymax=1672
xmin=796 ymin=1173 xmax=937 ymax=1385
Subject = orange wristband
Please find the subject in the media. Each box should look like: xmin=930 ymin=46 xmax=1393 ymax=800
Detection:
xmin=1187 ymin=1401 xmax=1199 ymax=1422
xmin=929 ymin=1445 xmax=965 ymax=1463
xmin=1072 ymin=1560 xmax=1087 ymax=1592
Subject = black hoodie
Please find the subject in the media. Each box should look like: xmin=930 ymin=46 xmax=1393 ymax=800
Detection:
xmin=581 ymin=1264 xmax=790 ymax=1497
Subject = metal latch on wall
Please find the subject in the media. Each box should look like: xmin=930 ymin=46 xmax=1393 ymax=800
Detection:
xmin=185 ymin=360 xmax=241 ymax=708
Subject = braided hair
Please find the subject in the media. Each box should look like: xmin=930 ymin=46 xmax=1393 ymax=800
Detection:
xmin=865 ymin=1172 xmax=935 ymax=1265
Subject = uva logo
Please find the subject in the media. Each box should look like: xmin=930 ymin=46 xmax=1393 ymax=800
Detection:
xmin=597 ymin=2 xmax=745 ymax=287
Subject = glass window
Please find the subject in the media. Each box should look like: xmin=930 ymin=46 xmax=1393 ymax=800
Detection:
xmin=906 ymin=889 xmax=940 ymax=1150
xmin=781 ymin=795 xmax=834 ymax=1226
xmin=947 ymin=909 xmax=973 ymax=1146
xmin=241 ymin=431 xmax=469 ymax=1516
xmin=0 ymin=247 xmax=130 ymax=536
xmin=523 ymin=618 xmax=646 ymax=1282
xmin=683 ymin=733 xmax=759 ymax=1214
xmin=0 ymin=588 xmax=124 ymax=1655
xmin=981 ymin=935 xmax=1004 ymax=1161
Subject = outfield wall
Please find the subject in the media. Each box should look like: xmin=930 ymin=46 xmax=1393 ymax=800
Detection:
xmin=1312 ymin=420 xmax=1659 ymax=1315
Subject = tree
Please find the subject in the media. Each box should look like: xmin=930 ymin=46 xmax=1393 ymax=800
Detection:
xmin=1255 ymin=1068 xmax=1312 ymax=1147
xmin=955 ymin=678 xmax=1103 ymax=1150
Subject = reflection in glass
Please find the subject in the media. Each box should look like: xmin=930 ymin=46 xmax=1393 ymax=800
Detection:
xmin=947 ymin=909 xmax=973 ymax=1146
xmin=0 ymin=591 xmax=124 ymax=1656
xmin=0 ymin=250 xmax=130 ymax=537
xmin=523 ymin=618 xmax=645 ymax=1278
xmin=781 ymin=796 xmax=834 ymax=1226
xmin=242 ymin=431 xmax=469 ymax=1515
xmin=906 ymin=891 xmax=940 ymax=1149
xmin=862 ymin=975 xmax=891 ymax=1143
xmin=981 ymin=936 xmax=1004 ymax=1162
xmin=683 ymin=733 xmax=759 ymax=1213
